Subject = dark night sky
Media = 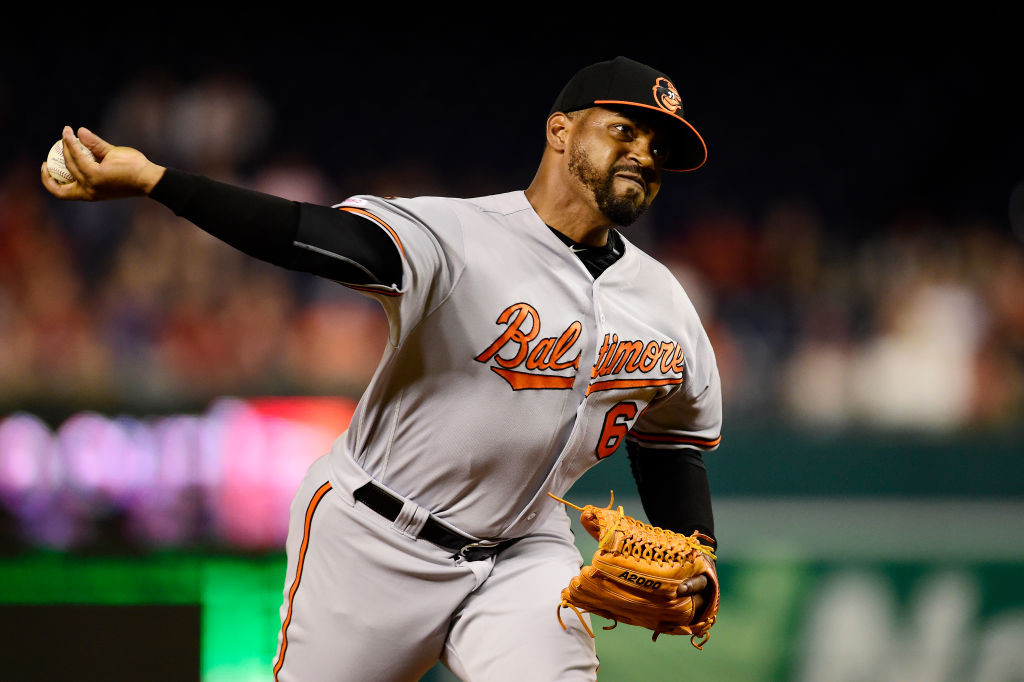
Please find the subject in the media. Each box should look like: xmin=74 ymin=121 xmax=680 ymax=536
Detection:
xmin=4 ymin=20 xmax=1021 ymax=235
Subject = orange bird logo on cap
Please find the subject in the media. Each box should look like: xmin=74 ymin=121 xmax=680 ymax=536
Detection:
xmin=653 ymin=77 xmax=682 ymax=114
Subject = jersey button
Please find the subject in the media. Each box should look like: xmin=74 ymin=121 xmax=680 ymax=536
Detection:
xmin=527 ymin=512 xmax=537 ymax=520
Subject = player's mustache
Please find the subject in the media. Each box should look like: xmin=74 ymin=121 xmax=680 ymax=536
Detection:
xmin=611 ymin=164 xmax=653 ymax=190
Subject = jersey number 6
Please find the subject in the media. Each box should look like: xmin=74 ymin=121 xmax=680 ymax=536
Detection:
xmin=596 ymin=401 xmax=638 ymax=459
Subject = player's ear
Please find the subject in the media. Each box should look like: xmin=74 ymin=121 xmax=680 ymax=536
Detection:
xmin=545 ymin=112 xmax=571 ymax=152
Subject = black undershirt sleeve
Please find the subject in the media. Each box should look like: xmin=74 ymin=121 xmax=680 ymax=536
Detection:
xmin=149 ymin=168 xmax=403 ymax=287
xmin=626 ymin=441 xmax=716 ymax=550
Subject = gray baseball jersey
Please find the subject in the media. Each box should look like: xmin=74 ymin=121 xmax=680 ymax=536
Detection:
xmin=274 ymin=189 xmax=723 ymax=681
xmin=322 ymin=190 xmax=722 ymax=540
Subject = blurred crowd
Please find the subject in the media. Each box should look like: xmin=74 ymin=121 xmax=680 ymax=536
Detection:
xmin=664 ymin=206 xmax=1024 ymax=429
xmin=2 ymin=73 xmax=1023 ymax=432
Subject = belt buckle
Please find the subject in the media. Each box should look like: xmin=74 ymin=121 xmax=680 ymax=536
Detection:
xmin=458 ymin=539 xmax=501 ymax=561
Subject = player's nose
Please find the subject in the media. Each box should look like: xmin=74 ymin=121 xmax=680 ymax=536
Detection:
xmin=626 ymin=134 xmax=659 ymax=172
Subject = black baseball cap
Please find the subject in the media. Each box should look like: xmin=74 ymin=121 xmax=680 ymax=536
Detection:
xmin=549 ymin=56 xmax=707 ymax=172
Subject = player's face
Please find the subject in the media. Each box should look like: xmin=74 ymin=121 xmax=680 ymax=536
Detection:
xmin=566 ymin=108 xmax=668 ymax=226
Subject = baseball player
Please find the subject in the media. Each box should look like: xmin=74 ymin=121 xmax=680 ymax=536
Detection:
xmin=42 ymin=56 xmax=721 ymax=681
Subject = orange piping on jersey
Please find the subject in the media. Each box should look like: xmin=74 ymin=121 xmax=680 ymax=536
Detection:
xmin=585 ymin=376 xmax=684 ymax=395
xmin=629 ymin=431 xmax=722 ymax=448
xmin=274 ymin=481 xmax=333 ymax=681
xmin=337 ymin=206 xmax=406 ymax=258
xmin=490 ymin=366 xmax=575 ymax=390
xmin=341 ymin=282 xmax=402 ymax=297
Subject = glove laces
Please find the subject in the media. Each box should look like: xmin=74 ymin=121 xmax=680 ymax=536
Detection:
xmin=548 ymin=491 xmax=716 ymax=562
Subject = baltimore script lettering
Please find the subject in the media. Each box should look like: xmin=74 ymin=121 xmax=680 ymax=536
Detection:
xmin=475 ymin=303 xmax=687 ymax=392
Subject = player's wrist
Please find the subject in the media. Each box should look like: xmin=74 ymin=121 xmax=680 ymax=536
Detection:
xmin=138 ymin=162 xmax=166 ymax=196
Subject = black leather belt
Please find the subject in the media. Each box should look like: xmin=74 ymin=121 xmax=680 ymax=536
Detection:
xmin=353 ymin=482 xmax=521 ymax=561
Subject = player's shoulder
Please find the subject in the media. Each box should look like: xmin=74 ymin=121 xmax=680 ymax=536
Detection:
xmin=403 ymin=191 xmax=532 ymax=219
xmin=333 ymin=194 xmax=471 ymax=236
xmin=336 ymin=192 xmax=528 ymax=219
xmin=335 ymin=193 xmax=461 ymax=214
xmin=459 ymin=190 xmax=534 ymax=217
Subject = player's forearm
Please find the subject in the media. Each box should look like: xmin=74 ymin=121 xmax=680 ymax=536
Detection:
xmin=149 ymin=169 xmax=402 ymax=286
xmin=150 ymin=168 xmax=303 ymax=266
xmin=626 ymin=442 xmax=716 ymax=549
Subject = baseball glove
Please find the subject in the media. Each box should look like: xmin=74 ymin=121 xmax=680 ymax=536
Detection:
xmin=549 ymin=492 xmax=719 ymax=649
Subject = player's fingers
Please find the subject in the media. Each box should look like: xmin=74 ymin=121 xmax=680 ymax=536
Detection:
xmin=691 ymin=593 xmax=704 ymax=613
xmin=40 ymin=162 xmax=61 ymax=195
xmin=77 ymin=126 xmax=112 ymax=161
xmin=40 ymin=162 xmax=84 ymax=200
xmin=60 ymin=126 xmax=89 ymax=182
xmin=62 ymin=125 xmax=102 ymax=182
xmin=678 ymin=574 xmax=708 ymax=596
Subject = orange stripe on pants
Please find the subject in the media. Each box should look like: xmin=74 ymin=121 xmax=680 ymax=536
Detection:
xmin=274 ymin=481 xmax=333 ymax=681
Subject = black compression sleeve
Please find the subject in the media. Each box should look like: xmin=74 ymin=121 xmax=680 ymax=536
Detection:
xmin=626 ymin=441 xmax=716 ymax=549
xmin=150 ymin=167 xmax=300 ymax=266
xmin=294 ymin=203 xmax=402 ymax=287
xmin=149 ymin=168 xmax=402 ymax=287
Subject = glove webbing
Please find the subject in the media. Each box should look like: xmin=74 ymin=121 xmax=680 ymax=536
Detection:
xmin=549 ymin=491 xmax=717 ymax=562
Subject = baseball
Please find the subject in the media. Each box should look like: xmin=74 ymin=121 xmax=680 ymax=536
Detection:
xmin=46 ymin=138 xmax=95 ymax=185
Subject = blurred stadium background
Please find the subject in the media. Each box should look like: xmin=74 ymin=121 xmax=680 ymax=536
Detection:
xmin=2 ymin=22 xmax=1022 ymax=681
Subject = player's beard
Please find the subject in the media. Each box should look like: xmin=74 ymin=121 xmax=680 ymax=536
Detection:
xmin=568 ymin=140 xmax=649 ymax=227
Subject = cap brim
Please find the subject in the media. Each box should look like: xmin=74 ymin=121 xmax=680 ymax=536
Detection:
xmin=594 ymin=99 xmax=707 ymax=172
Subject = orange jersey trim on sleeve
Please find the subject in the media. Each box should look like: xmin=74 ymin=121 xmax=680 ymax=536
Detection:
xmin=337 ymin=206 xmax=406 ymax=258
xmin=629 ymin=430 xmax=722 ymax=448
xmin=274 ymin=480 xmax=333 ymax=681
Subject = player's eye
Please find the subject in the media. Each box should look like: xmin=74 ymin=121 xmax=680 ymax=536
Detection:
xmin=611 ymin=123 xmax=633 ymax=138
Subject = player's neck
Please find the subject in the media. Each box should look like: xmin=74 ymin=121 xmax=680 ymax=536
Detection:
xmin=525 ymin=176 xmax=613 ymax=247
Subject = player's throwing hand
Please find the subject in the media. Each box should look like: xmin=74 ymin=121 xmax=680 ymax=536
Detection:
xmin=41 ymin=126 xmax=165 ymax=201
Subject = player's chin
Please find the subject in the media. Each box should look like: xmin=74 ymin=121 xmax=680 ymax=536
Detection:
xmin=600 ymin=196 xmax=648 ymax=227
xmin=613 ymin=176 xmax=647 ymax=200
xmin=605 ymin=188 xmax=644 ymax=214
xmin=621 ymin=187 xmax=651 ymax=212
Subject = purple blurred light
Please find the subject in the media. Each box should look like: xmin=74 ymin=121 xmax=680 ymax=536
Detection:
xmin=0 ymin=397 xmax=352 ymax=549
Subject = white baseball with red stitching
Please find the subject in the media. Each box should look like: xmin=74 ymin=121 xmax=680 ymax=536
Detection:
xmin=46 ymin=138 xmax=95 ymax=185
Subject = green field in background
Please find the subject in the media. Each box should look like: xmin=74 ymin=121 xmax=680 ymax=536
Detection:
xmin=0 ymin=553 xmax=283 ymax=681
xmin=4 ymin=514 xmax=1024 ymax=681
